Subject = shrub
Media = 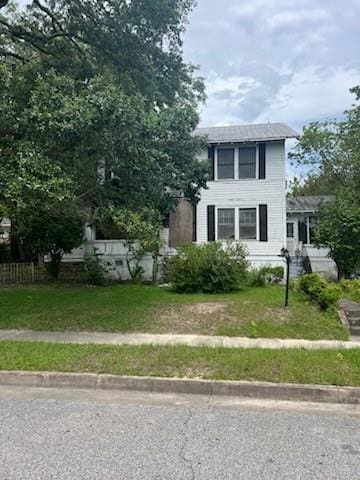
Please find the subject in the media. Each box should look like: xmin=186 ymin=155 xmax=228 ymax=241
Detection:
xmin=168 ymin=242 xmax=249 ymax=293
xmin=246 ymin=269 xmax=266 ymax=287
xmin=340 ymin=279 xmax=360 ymax=297
xmin=298 ymin=273 xmax=341 ymax=309
xmin=246 ymin=265 xmax=284 ymax=287
xmin=262 ymin=266 xmax=284 ymax=280
xmin=260 ymin=265 xmax=284 ymax=284
xmin=82 ymin=251 xmax=107 ymax=286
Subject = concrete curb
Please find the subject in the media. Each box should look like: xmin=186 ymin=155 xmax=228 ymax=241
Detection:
xmin=0 ymin=370 xmax=359 ymax=405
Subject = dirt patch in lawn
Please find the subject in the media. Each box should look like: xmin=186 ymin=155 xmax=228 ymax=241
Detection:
xmin=151 ymin=301 xmax=293 ymax=336
xmin=262 ymin=308 xmax=291 ymax=324
xmin=152 ymin=301 xmax=235 ymax=335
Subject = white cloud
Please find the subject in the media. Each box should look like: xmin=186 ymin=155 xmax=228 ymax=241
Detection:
xmin=256 ymin=66 xmax=360 ymax=127
xmin=198 ymin=73 xmax=261 ymax=126
xmin=267 ymin=8 xmax=329 ymax=30
xmin=184 ymin=0 xmax=360 ymax=130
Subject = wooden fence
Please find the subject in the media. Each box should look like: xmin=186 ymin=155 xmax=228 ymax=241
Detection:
xmin=0 ymin=262 xmax=84 ymax=285
xmin=0 ymin=262 xmax=35 ymax=285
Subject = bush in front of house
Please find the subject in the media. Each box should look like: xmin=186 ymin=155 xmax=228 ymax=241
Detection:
xmin=246 ymin=265 xmax=284 ymax=287
xmin=246 ymin=268 xmax=266 ymax=287
xmin=298 ymin=273 xmax=341 ymax=310
xmin=82 ymin=251 xmax=108 ymax=286
xmin=168 ymin=242 xmax=249 ymax=293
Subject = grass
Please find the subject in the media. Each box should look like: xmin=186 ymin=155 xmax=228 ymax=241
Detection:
xmin=0 ymin=283 xmax=348 ymax=340
xmin=0 ymin=341 xmax=360 ymax=386
xmin=342 ymin=291 xmax=360 ymax=304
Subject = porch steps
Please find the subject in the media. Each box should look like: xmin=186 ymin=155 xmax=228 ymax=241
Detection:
xmin=340 ymin=299 xmax=360 ymax=338
xmin=289 ymin=257 xmax=304 ymax=279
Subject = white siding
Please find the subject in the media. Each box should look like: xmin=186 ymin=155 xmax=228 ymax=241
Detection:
xmin=197 ymin=141 xmax=286 ymax=266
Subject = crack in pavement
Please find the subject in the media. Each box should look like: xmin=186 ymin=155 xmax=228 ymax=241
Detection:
xmin=179 ymin=408 xmax=195 ymax=480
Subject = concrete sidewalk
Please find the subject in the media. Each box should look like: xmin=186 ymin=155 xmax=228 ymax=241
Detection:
xmin=1 ymin=329 xmax=360 ymax=350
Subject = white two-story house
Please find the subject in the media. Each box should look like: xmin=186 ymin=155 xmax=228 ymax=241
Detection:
xmin=192 ymin=123 xmax=299 ymax=266
xmin=62 ymin=122 xmax=309 ymax=279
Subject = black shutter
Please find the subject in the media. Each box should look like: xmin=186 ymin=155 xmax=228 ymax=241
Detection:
xmin=208 ymin=146 xmax=215 ymax=181
xmin=298 ymin=220 xmax=308 ymax=244
xmin=259 ymin=204 xmax=268 ymax=242
xmin=192 ymin=204 xmax=197 ymax=242
xmin=259 ymin=143 xmax=266 ymax=179
xmin=207 ymin=205 xmax=215 ymax=241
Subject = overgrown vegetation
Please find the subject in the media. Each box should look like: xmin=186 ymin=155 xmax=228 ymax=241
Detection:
xmin=82 ymin=250 xmax=107 ymax=286
xmin=246 ymin=265 xmax=284 ymax=287
xmin=167 ymin=242 xmax=249 ymax=293
xmin=340 ymin=279 xmax=360 ymax=303
xmin=0 ymin=284 xmax=347 ymax=340
xmin=1 ymin=342 xmax=359 ymax=386
xmin=297 ymin=274 xmax=342 ymax=310
xmin=111 ymin=208 xmax=163 ymax=284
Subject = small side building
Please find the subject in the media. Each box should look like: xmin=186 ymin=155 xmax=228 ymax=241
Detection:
xmin=286 ymin=196 xmax=337 ymax=279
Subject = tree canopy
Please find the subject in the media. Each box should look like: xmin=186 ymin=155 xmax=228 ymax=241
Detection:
xmin=0 ymin=0 xmax=208 ymax=263
xmin=289 ymin=87 xmax=360 ymax=196
xmin=290 ymin=87 xmax=360 ymax=277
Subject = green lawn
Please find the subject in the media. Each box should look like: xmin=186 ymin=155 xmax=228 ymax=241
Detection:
xmin=0 ymin=283 xmax=348 ymax=340
xmin=1 ymin=341 xmax=359 ymax=386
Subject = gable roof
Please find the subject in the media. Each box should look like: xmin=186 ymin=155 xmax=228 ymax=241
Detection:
xmin=195 ymin=123 xmax=299 ymax=144
xmin=287 ymin=196 xmax=334 ymax=214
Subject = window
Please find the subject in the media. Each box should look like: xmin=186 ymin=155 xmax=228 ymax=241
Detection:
xmin=286 ymin=222 xmax=294 ymax=238
xmin=217 ymin=208 xmax=235 ymax=240
xmin=217 ymin=148 xmax=234 ymax=179
xmin=239 ymin=147 xmax=256 ymax=179
xmin=239 ymin=208 xmax=257 ymax=240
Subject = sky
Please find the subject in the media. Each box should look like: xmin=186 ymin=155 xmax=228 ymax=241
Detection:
xmin=183 ymin=0 xmax=360 ymax=135
xmin=16 ymin=0 xmax=360 ymax=176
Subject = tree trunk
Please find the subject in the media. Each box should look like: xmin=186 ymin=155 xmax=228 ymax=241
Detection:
xmin=151 ymin=252 xmax=159 ymax=285
xmin=47 ymin=251 xmax=62 ymax=279
xmin=335 ymin=260 xmax=344 ymax=281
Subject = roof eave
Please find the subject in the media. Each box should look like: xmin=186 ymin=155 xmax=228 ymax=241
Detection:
xmin=206 ymin=135 xmax=300 ymax=145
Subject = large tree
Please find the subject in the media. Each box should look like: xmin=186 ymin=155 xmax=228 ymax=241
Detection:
xmin=290 ymin=87 xmax=360 ymax=277
xmin=314 ymin=190 xmax=360 ymax=279
xmin=0 ymin=145 xmax=84 ymax=274
xmin=0 ymin=0 xmax=208 ymax=262
xmin=290 ymin=87 xmax=360 ymax=194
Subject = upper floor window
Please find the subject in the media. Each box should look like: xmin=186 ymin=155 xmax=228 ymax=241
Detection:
xmin=239 ymin=208 xmax=257 ymax=240
xmin=218 ymin=208 xmax=235 ymax=240
xmin=239 ymin=146 xmax=256 ymax=179
xmin=217 ymin=148 xmax=234 ymax=179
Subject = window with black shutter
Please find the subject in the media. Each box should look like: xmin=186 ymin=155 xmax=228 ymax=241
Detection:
xmin=239 ymin=208 xmax=257 ymax=240
xmin=259 ymin=143 xmax=266 ymax=179
xmin=239 ymin=147 xmax=256 ymax=179
xmin=207 ymin=205 xmax=215 ymax=241
xmin=218 ymin=209 xmax=235 ymax=240
xmin=208 ymin=146 xmax=215 ymax=181
xmin=259 ymin=204 xmax=268 ymax=242
xmin=217 ymin=148 xmax=234 ymax=179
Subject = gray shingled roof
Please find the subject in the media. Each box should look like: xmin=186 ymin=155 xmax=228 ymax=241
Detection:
xmin=287 ymin=196 xmax=334 ymax=213
xmin=195 ymin=123 xmax=299 ymax=144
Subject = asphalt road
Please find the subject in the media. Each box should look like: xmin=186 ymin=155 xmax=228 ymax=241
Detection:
xmin=0 ymin=386 xmax=360 ymax=479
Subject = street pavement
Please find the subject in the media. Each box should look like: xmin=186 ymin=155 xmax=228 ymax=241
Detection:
xmin=0 ymin=386 xmax=360 ymax=479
